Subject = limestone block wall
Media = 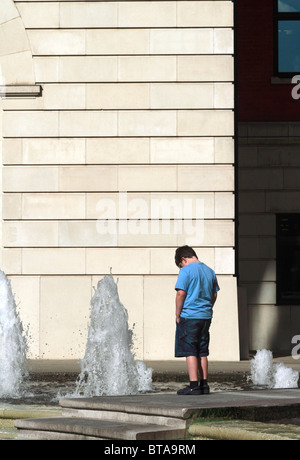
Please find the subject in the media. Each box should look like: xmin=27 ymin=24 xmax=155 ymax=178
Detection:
xmin=0 ymin=0 xmax=239 ymax=361
xmin=0 ymin=0 xmax=35 ymax=85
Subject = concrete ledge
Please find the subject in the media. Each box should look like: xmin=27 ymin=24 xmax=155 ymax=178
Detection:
xmin=0 ymin=85 xmax=42 ymax=97
xmin=15 ymin=417 xmax=186 ymax=441
xmin=26 ymin=359 xmax=252 ymax=375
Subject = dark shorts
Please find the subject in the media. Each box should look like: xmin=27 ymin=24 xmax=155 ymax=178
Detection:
xmin=175 ymin=318 xmax=211 ymax=358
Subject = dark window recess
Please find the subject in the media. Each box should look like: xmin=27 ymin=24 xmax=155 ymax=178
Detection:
xmin=277 ymin=214 xmax=300 ymax=305
xmin=274 ymin=0 xmax=300 ymax=76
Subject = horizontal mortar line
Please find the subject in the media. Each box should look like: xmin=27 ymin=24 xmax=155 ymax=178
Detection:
xmin=31 ymin=53 xmax=234 ymax=58
xmin=2 ymin=163 xmax=235 ymax=167
xmin=27 ymin=29 xmax=234 ymax=33
xmin=2 ymin=134 xmax=235 ymax=137
xmin=31 ymin=55 xmax=234 ymax=60
xmin=2 ymin=135 xmax=234 ymax=138
xmin=3 ymin=166 xmax=234 ymax=170
xmin=14 ymin=245 xmax=233 ymax=249
xmin=3 ymin=217 xmax=234 ymax=222
xmin=11 ymin=272 xmax=164 ymax=274
xmin=14 ymin=0 xmax=229 ymax=2
xmin=14 ymin=0 xmax=225 ymax=2
xmin=2 ymin=192 xmax=235 ymax=196
xmin=2 ymin=273 xmax=172 ymax=276
xmin=3 ymin=218 xmax=234 ymax=221
xmin=2 ymin=188 xmax=235 ymax=191
xmin=3 ymin=109 xmax=234 ymax=112
xmin=4 ymin=191 xmax=235 ymax=195
xmin=3 ymin=189 xmax=234 ymax=192
xmin=3 ymin=136 xmax=235 ymax=140
xmin=31 ymin=52 xmax=234 ymax=56
xmin=27 ymin=26 xmax=234 ymax=30
xmin=2 ymin=108 xmax=235 ymax=112
xmin=4 ymin=247 xmax=235 ymax=251
xmin=5 ymin=245 xmax=233 ymax=248
xmin=6 ymin=274 xmax=235 ymax=278
xmin=35 ymin=81 xmax=234 ymax=84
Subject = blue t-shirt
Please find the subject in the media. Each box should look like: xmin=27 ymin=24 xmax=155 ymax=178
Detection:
xmin=175 ymin=262 xmax=220 ymax=319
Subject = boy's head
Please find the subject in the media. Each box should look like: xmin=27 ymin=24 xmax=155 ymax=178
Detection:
xmin=175 ymin=245 xmax=198 ymax=268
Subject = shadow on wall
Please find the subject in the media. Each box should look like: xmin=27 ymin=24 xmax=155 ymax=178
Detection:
xmin=238 ymin=214 xmax=300 ymax=356
xmin=237 ymin=121 xmax=300 ymax=357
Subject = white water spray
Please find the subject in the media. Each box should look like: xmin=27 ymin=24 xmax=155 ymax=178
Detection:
xmin=0 ymin=271 xmax=28 ymax=398
xmin=250 ymin=349 xmax=299 ymax=389
xmin=74 ymin=273 xmax=152 ymax=397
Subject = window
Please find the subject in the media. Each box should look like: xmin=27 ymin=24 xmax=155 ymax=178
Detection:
xmin=277 ymin=214 xmax=300 ymax=305
xmin=275 ymin=0 xmax=300 ymax=76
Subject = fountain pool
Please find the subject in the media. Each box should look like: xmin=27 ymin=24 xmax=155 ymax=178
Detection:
xmin=0 ymin=270 xmax=298 ymax=421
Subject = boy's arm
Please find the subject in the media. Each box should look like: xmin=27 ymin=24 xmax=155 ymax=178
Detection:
xmin=212 ymin=292 xmax=217 ymax=307
xmin=175 ymin=289 xmax=187 ymax=323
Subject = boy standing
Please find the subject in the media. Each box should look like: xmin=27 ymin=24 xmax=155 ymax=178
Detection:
xmin=174 ymin=245 xmax=219 ymax=395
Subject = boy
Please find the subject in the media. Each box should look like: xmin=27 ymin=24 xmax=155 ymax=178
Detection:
xmin=174 ymin=245 xmax=219 ymax=395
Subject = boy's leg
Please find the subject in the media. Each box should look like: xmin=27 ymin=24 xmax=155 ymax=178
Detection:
xmin=177 ymin=356 xmax=201 ymax=394
xmin=186 ymin=356 xmax=199 ymax=381
xmin=198 ymin=356 xmax=210 ymax=394
xmin=198 ymin=356 xmax=208 ymax=380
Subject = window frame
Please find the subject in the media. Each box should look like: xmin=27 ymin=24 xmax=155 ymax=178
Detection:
xmin=276 ymin=213 xmax=300 ymax=306
xmin=274 ymin=0 xmax=300 ymax=77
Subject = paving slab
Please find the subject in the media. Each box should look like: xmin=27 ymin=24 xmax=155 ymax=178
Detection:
xmin=60 ymin=389 xmax=300 ymax=421
xmin=14 ymin=416 xmax=186 ymax=440
xmin=14 ymin=389 xmax=300 ymax=440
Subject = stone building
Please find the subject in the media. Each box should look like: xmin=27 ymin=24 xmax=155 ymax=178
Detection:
xmin=0 ymin=0 xmax=239 ymax=362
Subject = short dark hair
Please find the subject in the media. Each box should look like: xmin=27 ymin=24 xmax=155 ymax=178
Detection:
xmin=175 ymin=245 xmax=198 ymax=267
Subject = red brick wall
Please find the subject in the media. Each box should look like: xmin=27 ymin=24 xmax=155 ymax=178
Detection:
xmin=237 ymin=0 xmax=300 ymax=121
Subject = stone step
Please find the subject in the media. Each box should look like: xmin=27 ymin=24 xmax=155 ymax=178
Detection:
xmin=61 ymin=407 xmax=186 ymax=428
xmin=60 ymin=397 xmax=187 ymax=428
xmin=15 ymin=417 xmax=186 ymax=440
xmin=14 ymin=390 xmax=300 ymax=440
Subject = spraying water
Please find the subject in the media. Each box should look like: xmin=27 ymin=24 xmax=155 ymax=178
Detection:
xmin=74 ymin=273 xmax=152 ymax=397
xmin=250 ymin=349 xmax=299 ymax=389
xmin=0 ymin=271 xmax=28 ymax=398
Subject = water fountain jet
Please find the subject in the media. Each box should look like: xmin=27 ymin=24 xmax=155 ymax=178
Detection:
xmin=250 ymin=349 xmax=299 ymax=389
xmin=74 ymin=272 xmax=152 ymax=397
xmin=0 ymin=271 xmax=28 ymax=398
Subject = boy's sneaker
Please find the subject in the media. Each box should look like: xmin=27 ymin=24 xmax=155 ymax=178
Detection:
xmin=200 ymin=382 xmax=210 ymax=394
xmin=177 ymin=385 xmax=201 ymax=395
